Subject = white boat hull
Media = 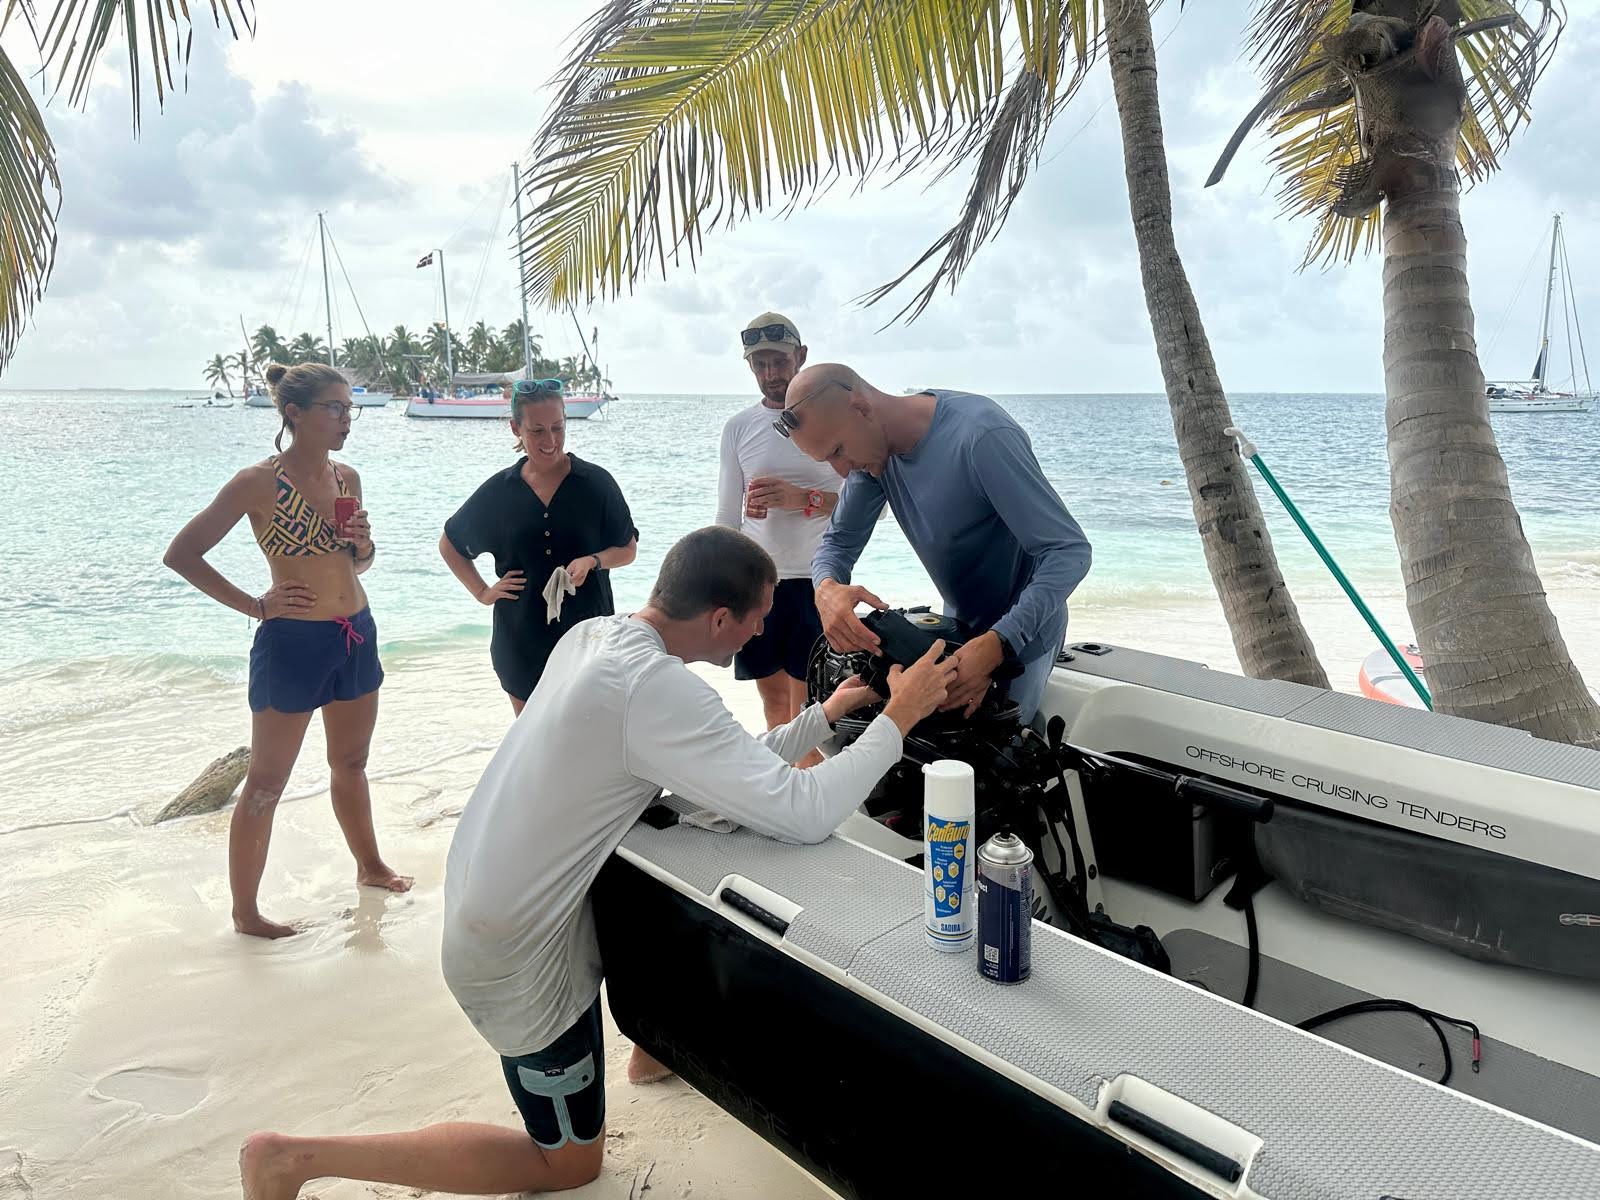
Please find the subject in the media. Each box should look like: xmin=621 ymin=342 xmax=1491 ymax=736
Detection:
xmin=1488 ymin=395 xmax=1591 ymax=413
xmin=564 ymin=393 xmax=610 ymax=420
xmin=244 ymin=394 xmax=274 ymax=409
xmin=404 ymin=397 xmax=511 ymax=419
xmin=351 ymin=390 xmax=391 ymax=408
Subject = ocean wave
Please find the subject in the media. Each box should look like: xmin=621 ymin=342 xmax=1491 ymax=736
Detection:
xmin=0 ymin=652 xmax=248 ymax=737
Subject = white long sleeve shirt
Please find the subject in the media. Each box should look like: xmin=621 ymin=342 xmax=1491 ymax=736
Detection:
xmin=716 ymin=401 xmax=842 ymax=579
xmin=442 ymin=614 xmax=903 ymax=1056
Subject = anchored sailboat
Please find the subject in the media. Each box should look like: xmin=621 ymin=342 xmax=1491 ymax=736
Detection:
xmin=245 ymin=214 xmax=394 ymax=408
xmin=1485 ymin=214 xmax=1593 ymax=414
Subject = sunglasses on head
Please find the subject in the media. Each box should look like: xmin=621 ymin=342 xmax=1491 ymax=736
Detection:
xmin=741 ymin=323 xmax=795 ymax=348
xmin=512 ymin=378 xmax=563 ymax=396
xmin=770 ymin=379 xmax=851 ymax=438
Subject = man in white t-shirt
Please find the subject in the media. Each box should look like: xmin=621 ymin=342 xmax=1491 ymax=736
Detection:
xmin=239 ymin=526 xmax=956 ymax=1199
xmin=716 ymin=312 xmax=843 ymax=740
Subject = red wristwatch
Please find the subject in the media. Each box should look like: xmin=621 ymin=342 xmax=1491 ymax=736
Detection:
xmin=803 ymin=489 xmax=824 ymax=518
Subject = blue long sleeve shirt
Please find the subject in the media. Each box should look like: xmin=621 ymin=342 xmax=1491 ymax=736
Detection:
xmin=811 ymin=390 xmax=1092 ymax=665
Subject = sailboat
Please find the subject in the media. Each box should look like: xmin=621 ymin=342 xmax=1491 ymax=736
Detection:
xmin=407 ymin=162 xmax=615 ymax=421
xmin=246 ymin=215 xmax=393 ymax=409
xmin=1486 ymin=214 xmax=1593 ymax=414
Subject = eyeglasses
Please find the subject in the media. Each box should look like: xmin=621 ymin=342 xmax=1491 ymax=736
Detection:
xmin=770 ymin=379 xmax=850 ymax=438
xmin=313 ymin=400 xmax=360 ymax=421
xmin=741 ymin=323 xmax=796 ymax=348
xmin=513 ymin=378 xmax=564 ymax=396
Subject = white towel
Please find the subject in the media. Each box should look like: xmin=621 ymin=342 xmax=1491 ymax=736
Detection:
xmin=680 ymin=810 xmax=740 ymax=834
xmin=542 ymin=566 xmax=576 ymax=623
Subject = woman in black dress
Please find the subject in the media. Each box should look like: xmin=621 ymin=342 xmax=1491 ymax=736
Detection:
xmin=440 ymin=380 xmax=638 ymax=713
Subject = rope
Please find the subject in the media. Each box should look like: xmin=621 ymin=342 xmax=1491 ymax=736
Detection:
xmin=272 ymin=223 xmax=317 ymax=331
xmin=1558 ymin=221 xmax=1593 ymax=395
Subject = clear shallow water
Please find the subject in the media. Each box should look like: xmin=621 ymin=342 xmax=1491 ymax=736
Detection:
xmin=3 ymin=388 xmax=1597 ymax=720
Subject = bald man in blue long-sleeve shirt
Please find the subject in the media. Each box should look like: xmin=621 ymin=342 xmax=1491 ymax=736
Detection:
xmin=777 ymin=363 xmax=1092 ymax=721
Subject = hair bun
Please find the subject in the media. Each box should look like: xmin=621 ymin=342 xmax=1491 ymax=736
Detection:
xmin=264 ymin=362 xmax=289 ymax=386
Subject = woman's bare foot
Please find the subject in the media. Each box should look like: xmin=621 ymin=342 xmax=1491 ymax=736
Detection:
xmin=233 ymin=912 xmax=299 ymax=939
xmin=627 ymin=1046 xmax=673 ymax=1085
xmin=356 ymin=863 xmax=414 ymax=893
xmin=239 ymin=1131 xmax=305 ymax=1199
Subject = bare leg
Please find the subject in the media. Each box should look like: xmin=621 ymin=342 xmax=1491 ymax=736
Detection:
xmin=239 ymin=1123 xmax=602 ymax=1199
xmin=627 ymin=1046 xmax=673 ymax=1084
xmin=509 ymin=693 xmax=526 ymax=717
xmin=231 ymin=707 xmax=316 ymax=938
xmin=322 ymin=691 xmax=411 ymax=893
xmin=753 ymin=671 xmax=792 ymax=730
xmin=789 ymin=674 xmax=823 ymax=768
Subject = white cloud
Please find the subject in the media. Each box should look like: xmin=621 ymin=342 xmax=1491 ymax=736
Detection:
xmin=2 ymin=0 xmax=1595 ymax=397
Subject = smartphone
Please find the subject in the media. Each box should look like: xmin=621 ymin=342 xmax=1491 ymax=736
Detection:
xmin=334 ymin=496 xmax=359 ymax=536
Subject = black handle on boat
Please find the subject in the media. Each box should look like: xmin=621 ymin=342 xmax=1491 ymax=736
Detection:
xmin=1173 ymin=775 xmax=1274 ymax=823
xmin=719 ymin=887 xmax=791 ymax=938
xmin=1059 ymin=743 xmax=1274 ymax=823
xmin=1107 ymin=1100 xmax=1244 ymax=1183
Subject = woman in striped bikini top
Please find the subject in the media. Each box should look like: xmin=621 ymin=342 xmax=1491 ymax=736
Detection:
xmin=256 ymin=455 xmax=352 ymax=557
xmin=162 ymin=361 xmax=409 ymax=942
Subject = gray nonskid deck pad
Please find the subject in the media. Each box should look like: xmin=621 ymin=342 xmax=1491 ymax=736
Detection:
xmin=620 ymin=821 xmax=1600 ymax=1200
xmin=1164 ymin=928 xmax=1600 ymax=1146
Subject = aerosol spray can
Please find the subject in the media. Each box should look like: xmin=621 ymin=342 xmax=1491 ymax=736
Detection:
xmin=923 ymin=760 xmax=975 ymax=952
xmin=977 ymin=831 xmax=1033 ymax=984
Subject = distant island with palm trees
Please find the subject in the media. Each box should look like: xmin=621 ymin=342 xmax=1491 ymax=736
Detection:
xmin=202 ymin=319 xmax=608 ymax=397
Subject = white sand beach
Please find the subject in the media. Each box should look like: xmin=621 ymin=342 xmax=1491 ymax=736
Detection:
xmin=0 ymin=654 xmax=833 ymax=1200
xmin=4 ymin=579 xmax=1599 ymax=1199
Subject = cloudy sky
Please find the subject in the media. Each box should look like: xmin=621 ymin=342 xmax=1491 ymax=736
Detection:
xmin=3 ymin=0 xmax=1597 ymax=394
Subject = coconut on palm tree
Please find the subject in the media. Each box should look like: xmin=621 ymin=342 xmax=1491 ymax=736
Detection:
xmin=1206 ymin=0 xmax=1595 ymax=745
xmin=514 ymin=0 xmax=1328 ymax=689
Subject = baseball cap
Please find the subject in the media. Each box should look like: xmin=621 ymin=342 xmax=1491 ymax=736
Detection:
xmin=741 ymin=311 xmax=802 ymax=359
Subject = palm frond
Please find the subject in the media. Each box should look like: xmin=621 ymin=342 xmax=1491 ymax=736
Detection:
xmin=25 ymin=1 xmax=256 ymax=129
xmin=1238 ymin=0 xmax=1562 ymax=267
xmin=0 ymin=46 xmax=61 ymax=367
xmin=519 ymin=0 xmax=1102 ymax=313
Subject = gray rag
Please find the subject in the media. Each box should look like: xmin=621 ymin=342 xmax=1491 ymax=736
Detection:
xmin=680 ymin=810 xmax=740 ymax=834
xmin=542 ymin=566 xmax=576 ymax=623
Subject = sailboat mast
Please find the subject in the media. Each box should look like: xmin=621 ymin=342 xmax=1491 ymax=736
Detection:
xmin=436 ymin=249 xmax=454 ymax=384
xmin=1534 ymin=213 xmax=1560 ymax=387
xmin=319 ymin=213 xmax=337 ymax=368
xmin=512 ymin=162 xmax=535 ymax=380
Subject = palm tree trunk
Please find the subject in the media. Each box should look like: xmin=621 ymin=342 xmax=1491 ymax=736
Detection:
xmin=1381 ymin=184 xmax=1599 ymax=745
xmin=1105 ymin=0 xmax=1329 ymax=687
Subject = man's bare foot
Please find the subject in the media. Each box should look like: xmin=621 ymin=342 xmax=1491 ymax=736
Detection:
xmin=233 ymin=912 xmax=299 ymax=939
xmin=356 ymin=864 xmax=414 ymax=893
xmin=627 ymin=1046 xmax=674 ymax=1085
xmin=239 ymin=1131 xmax=304 ymax=1199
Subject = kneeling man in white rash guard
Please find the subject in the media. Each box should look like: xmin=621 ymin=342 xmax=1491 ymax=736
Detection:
xmin=240 ymin=524 xmax=956 ymax=1199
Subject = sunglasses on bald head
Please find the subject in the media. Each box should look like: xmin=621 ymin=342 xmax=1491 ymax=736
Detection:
xmin=771 ymin=379 xmax=851 ymax=438
xmin=741 ymin=323 xmax=796 ymax=348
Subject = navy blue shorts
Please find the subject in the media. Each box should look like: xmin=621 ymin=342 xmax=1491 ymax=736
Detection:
xmin=500 ymin=997 xmax=606 ymax=1149
xmin=734 ymin=578 xmax=823 ymax=682
xmin=248 ymin=608 xmax=383 ymax=714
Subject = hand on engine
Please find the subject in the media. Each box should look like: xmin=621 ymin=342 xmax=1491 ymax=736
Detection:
xmin=816 ymin=579 xmax=887 ymax=654
xmin=821 ymin=674 xmax=880 ymax=725
xmin=883 ymin=640 xmax=958 ymax=736
xmin=940 ymin=631 xmax=1004 ymax=718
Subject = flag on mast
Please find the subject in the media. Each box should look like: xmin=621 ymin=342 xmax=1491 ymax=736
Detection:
xmin=416 ymin=252 xmax=434 ymax=269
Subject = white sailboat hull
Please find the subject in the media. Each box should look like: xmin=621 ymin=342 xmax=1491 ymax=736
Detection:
xmin=564 ymin=393 xmax=610 ymax=420
xmin=404 ymin=396 xmax=510 ymax=419
xmin=1488 ymin=393 xmax=1592 ymax=413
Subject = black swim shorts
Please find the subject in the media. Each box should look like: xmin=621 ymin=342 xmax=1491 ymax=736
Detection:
xmin=498 ymin=997 xmax=605 ymax=1149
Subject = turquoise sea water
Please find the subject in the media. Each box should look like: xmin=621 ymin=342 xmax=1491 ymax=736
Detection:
xmin=3 ymin=389 xmax=1598 ymax=727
